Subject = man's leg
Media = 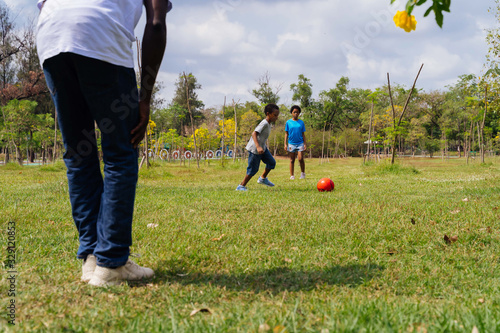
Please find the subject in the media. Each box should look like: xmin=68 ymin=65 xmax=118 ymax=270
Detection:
xmin=43 ymin=53 xmax=103 ymax=260
xmin=72 ymin=54 xmax=139 ymax=268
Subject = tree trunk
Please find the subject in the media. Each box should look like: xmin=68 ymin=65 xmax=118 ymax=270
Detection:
xmin=321 ymin=122 xmax=326 ymax=163
xmin=4 ymin=147 xmax=10 ymax=164
xmin=233 ymin=99 xmax=239 ymax=162
xmin=15 ymin=144 xmax=23 ymax=166
xmin=480 ymin=85 xmax=487 ymax=163
xmin=53 ymin=111 xmax=58 ymax=163
xmin=366 ymin=101 xmax=374 ymax=161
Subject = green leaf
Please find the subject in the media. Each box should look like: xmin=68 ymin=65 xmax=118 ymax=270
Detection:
xmin=485 ymin=68 xmax=500 ymax=77
xmin=434 ymin=3 xmax=444 ymax=28
xmin=416 ymin=0 xmax=427 ymax=5
xmin=424 ymin=6 xmax=433 ymax=17
xmin=406 ymin=2 xmax=414 ymax=15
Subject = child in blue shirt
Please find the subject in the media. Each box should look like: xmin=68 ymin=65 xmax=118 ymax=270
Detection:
xmin=236 ymin=104 xmax=280 ymax=191
xmin=284 ymin=105 xmax=307 ymax=180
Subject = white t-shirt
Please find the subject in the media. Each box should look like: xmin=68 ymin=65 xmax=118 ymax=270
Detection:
xmin=36 ymin=0 xmax=143 ymax=68
xmin=246 ymin=119 xmax=272 ymax=155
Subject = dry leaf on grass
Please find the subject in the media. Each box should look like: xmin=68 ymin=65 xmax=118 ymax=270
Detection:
xmin=147 ymin=223 xmax=159 ymax=228
xmin=450 ymin=210 xmax=460 ymax=214
xmin=411 ymin=218 xmax=416 ymax=225
xmin=478 ymin=298 xmax=485 ymax=304
xmin=284 ymin=258 xmax=292 ymax=263
xmin=211 ymin=234 xmax=225 ymax=241
xmin=472 ymin=326 xmax=479 ymax=333
xmin=444 ymin=234 xmax=458 ymax=244
xmin=462 ymin=198 xmax=469 ymax=202
xmin=190 ymin=308 xmax=212 ymax=316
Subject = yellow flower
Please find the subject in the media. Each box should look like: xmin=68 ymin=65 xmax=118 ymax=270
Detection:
xmin=393 ymin=10 xmax=417 ymax=32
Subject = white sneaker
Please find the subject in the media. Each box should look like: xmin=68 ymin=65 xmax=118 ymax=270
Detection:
xmin=290 ymin=176 xmax=295 ymax=180
xmin=81 ymin=254 xmax=96 ymax=282
xmin=88 ymin=259 xmax=154 ymax=286
xmin=300 ymin=172 xmax=306 ymax=179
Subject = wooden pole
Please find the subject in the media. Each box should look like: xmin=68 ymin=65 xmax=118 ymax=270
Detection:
xmin=183 ymin=72 xmax=199 ymax=168
xmin=221 ymin=97 xmax=226 ymax=167
xmin=233 ymin=98 xmax=239 ymax=162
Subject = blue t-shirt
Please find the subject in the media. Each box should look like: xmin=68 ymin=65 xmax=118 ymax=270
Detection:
xmin=285 ymin=119 xmax=306 ymax=145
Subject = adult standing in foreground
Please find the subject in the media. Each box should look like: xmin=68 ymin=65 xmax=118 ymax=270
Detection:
xmin=36 ymin=0 xmax=171 ymax=286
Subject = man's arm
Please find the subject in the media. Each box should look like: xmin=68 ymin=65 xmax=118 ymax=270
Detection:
xmin=131 ymin=0 xmax=169 ymax=148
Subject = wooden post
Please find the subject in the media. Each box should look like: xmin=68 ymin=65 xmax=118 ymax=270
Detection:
xmin=221 ymin=97 xmax=226 ymax=167
xmin=388 ymin=63 xmax=424 ymax=164
xmin=232 ymin=98 xmax=239 ymax=162
xmin=183 ymin=72 xmax=199 ymax=168
xmin=367 ymin=100 xmax=374 ymax=161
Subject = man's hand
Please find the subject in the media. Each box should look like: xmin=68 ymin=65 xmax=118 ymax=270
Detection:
xmin=284 ymin=145 xmax=288 ymax=152
xmin=130 ymin=100 xmax=150 ymax=148
xmin=303 ymin=143 xmax=307 ymax=151
xmin=257 ymin=146 xmax=264 ymax=154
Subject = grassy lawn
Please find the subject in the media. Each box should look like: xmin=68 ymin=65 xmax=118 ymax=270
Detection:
xmin=1 ymin=156 xmax=499 ymax=332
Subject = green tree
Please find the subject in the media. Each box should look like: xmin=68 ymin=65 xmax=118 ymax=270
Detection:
xmin=1 ymin=99 xmax=38 ymax=165
xmin=171 ymin=72 xmax=204 ymax=134
xmin=290 ymin=74 xmax=313 ymax=109
xmin=251 ymin=72 xmax=282 ymax=104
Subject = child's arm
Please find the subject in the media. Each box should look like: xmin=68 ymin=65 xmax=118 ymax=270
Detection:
xmin=252 ymin=131 xmax=264 ymax=154
xmin=302 ymin=131 xmax=307 ymax=150
xmin=284 ymin=131 xmax=288 ymax=152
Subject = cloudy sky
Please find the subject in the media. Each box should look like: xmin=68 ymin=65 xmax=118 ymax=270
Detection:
xmin=5 ymin=0 xmax=496 ymax=108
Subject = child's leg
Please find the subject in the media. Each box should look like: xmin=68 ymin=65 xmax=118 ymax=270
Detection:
xmin=298 ymin=151 xmax=305 ymax=173
xmin=240 ymin=174 xmax=253 ymax=186
xmin=261 ymin=168 xmax=272 ymax=179
xmin=289 ymin=151 xmax=296 ymax=176
xmin=260 ymin=149 xmax=276 ymax=179
xmin=240 ymin=152 xmax=260 ymax=186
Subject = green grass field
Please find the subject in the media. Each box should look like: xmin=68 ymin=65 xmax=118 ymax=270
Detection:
xmin=1 ymin=157 xmax=499 ymax=332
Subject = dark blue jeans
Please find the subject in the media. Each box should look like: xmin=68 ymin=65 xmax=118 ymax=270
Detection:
xmin=43 ymin=53 xmax=139 ymax=268
xmin=246 ymin=149 xmax=276 ymax=176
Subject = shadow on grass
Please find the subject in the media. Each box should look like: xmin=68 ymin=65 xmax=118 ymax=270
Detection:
xmin=151 ymin=260 xmax=384 ymax=293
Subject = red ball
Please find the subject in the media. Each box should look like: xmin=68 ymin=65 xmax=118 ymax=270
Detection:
xmin=317 ymin=178 xmax=334 ymax=192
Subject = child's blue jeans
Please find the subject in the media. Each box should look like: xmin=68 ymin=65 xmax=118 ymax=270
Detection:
xmin=246 ymin=149 xmax=276 ymax=176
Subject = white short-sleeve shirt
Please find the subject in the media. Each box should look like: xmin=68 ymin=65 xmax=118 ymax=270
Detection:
xmin=36 ymin=0 xmax=144 ymax=68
